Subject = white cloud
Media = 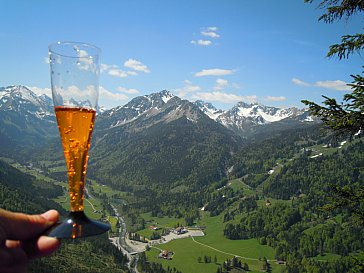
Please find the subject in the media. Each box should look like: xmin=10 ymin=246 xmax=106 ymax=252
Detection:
xmin=175 ymin=80 xmax=201 ymax=98
xmin=100 ymin=86 xmax=128 ymax=101
xmin=101 ymin=60 xmax=149 ymax=78
xmin=201 ymin=30 xmax=220 ymax=39
xmin=192 ymin=91 xmax=256 ymax=104
xmin=206 ymin=26 xmax=218 ymax=32
xmin=124 ymin=59 xmax=150 ymax=73
xmin=101 ymin=63 xmax=110 ymax=73
xmin=191 ymin=26 xmax=220 ymax=46
xmin=292 ymin=78 xmax=310 ymax=87
xmin=116 ymin=86 xmax=140 ymax=95
xmin=29 ymin=85 xmax=129 ymax=109
xmin=315 ymin=80 xmax=351 ymax=91
xmin=108 ymin=68 xmax=128 ymax=78
xmin=265 ymin=96 xmax=287 ymax=102
xmin=214 ymin=78 xmax=228 ymax=91
xmin=73 ymin=49 xmax=97 ymax=71
xmin=101 ymin=64 xmax=128 ymax=77
xmin=195 ymin=68 xmax=235 ymax=77
xmin=191 ymin=39 xmax=212 ymax=46
xmin=50 ymin=85 xmax=98 ymax=105
xmin=28 ymin=86 xmax=52 ymax=97
xmin=292 ymin=77 xmax=351 ymax=91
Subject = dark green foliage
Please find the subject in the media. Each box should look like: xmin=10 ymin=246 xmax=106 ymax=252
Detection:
xmin=0 ymin=159 xmax=129 ymax=272
xmin=0 ymin=110 xmax=57 ymax=161
xmin=263 ymin=140 xmax=364 ymax=200
xmin=321 ymin=184 xmax=364 ymax=225
xmin=0 ymin=160 xmax=64 ymax=214
xmin=327 ymin=33 xmax=364 ymax=59
xmin=138 ymin=252 xmax=182 ymax=273
xmin=305 ymin=0 xmax=364 ymax=24
xmin=300 ymin=2 xmax=364 ymax=271
xmin=230 ymin=124 xmax=324 ymax=180
xmin=90 ymin=115 xmax=240 ymax=191
xmin=29 ymin=234 xmax=129 ymax=273
xmin=224 ymin=203 xmax=302 ymax=240
xmin=217 ymin=257 xmax=246 ymax=272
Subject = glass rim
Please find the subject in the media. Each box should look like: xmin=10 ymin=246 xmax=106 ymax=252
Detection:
xmin=48 ymin=41 xmax=101 ymax=59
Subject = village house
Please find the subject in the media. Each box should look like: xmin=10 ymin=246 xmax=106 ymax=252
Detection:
xmin=149 ymin=225 xmax=160 ymax=231
xmin=173 ymin=227 xmax=188 ymax=235
xmin=158 ymin=250 xmax=174 ymax=260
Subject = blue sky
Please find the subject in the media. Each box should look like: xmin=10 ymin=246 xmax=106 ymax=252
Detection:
xmin=0 ymin=0 xmax=362 ymax=109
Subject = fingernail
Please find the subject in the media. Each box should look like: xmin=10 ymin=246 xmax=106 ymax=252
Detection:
xmin=41 ymin=210 xmax=59 ymax=224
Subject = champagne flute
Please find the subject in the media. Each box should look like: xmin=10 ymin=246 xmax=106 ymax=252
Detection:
xmin=46 ymin=41 xmax=110 ymax=238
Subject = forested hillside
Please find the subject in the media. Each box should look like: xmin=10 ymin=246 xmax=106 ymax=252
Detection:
xmin=0 ymin=159 xmax=129 ymax=272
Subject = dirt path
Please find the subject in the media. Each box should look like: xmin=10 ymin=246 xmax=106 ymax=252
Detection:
xmin=85 ymin=198 xmax=96 ymax=211
xmin=190 ymin=236 xmax=276 ymax=262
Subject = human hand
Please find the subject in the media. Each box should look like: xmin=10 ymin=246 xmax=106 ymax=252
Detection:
xmin=0 ymin=209 xmax=61 ymax=273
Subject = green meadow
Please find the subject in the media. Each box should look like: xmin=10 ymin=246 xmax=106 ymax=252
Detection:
xmin=145 ymin=211 xmax=281 ymax=273
xmin=137 ymin=212 xmax=184 ymax=239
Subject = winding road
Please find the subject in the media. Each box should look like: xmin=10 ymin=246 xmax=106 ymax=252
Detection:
xmin=109 ymin=204 xmax=140 ymax=273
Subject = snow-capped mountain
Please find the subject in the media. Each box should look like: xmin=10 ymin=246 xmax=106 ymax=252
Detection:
xmin=194 ymin=100 xmax=224 ymax=120
xmin=0 ymin=85 xmax=54 ymax=121
xmin=0 ymin=86 xmax=58 ymax=156
xmin=96 ymin=90 xmax=208 ymax=131
xmin=193 ymin=100 xmax=310 ymax=133
xmin=215 ymin=102 xmax=306 ymax=132
xmin=0 ymin=86 xmax=313 ymax=138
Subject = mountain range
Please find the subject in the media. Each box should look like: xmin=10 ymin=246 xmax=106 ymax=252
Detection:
xmin=0 ymin=86 xmax=56 ymax=157
xmin=0 ymin=85 xmax=313 ymax=136
xmin=0 ymin=85 xmax=317 ymax=189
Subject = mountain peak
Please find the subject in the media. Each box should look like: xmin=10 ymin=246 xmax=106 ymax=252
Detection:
xmin=0 ymin=85 xmax=54 ymax=123
xmin=235 ymin=101 xmax=257 ymax=108
xmin=1 ymin=85 xmax=313 ymax=136
xmin=1 ymin=85 xmax=41 ymax=107
xmin=160 ymin=89 xmax=174 ymax=100
xmin=147 ymin=90 xmax=175 ymax=104
xmin=194 ymin=100 xmax=224 ymax=120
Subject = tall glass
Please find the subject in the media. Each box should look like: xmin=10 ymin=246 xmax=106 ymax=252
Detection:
xmin=46 ymin=41 xmax=110 ymax=238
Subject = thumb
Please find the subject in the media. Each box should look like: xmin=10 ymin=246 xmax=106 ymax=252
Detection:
xmin=0 ymin=209 xmax=59 ymax=241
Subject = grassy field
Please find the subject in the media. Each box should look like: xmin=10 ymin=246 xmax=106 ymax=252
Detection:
xmin=138 ymin=212 xmax=184 ymax=239
xmin=196 ymin=212 xmax=275 ymax=260
xmin=145 ymin=211 xmax=282 ymax=273
xmin=141 ymin=212 xmax=184 ymax=228
xmin=228 ymin=178 xmax=255 ymax=195
xmin=88 ymin=179 xmax=126 ymax=199
xmin=52 ymin=193 xmax=103 ymax=220
xmin=146 ymin=233 xmax=281 ymax=273
xmin=108 ymin=216 xmax=118 ymax=233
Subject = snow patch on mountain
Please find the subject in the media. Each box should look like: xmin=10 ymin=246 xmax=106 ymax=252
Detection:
xmin=1 ymin=86 xmax=314 ymax=135
xmin=0 ymin=86 xmax=54 ymax=118
xmin=194 ymin=100 xmax=224 ymax=120
xmin=161 ymin=90 xmax=174 ymax=103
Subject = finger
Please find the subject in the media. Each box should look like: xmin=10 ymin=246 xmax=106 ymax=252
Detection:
xmin=23 ymin=236 xmax=61 ymax=259
xmin=0 ymin=209 xmax=59 ymax=241
xmin=5 ymin=240 xmax=20 ymax=248
xmin=0 ymin=247 xmax=28 ymax=273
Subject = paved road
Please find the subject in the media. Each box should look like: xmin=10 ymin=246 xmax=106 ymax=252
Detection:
xmin=86 ymin=187 xmax=139 ymax=272
xmin=110 ymin=204 xmax=140 ymax=273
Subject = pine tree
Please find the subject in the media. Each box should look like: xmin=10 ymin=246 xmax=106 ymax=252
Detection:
xmin=303 ymin=1 xmax=364 ymax=256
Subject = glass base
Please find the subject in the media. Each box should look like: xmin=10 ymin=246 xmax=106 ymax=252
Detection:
xmin=45 ymin=211 xmax=111 ymax=239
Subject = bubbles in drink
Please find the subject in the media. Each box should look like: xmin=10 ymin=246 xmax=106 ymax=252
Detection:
xmin=55 ymin=106 xmax=96 ymax=212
